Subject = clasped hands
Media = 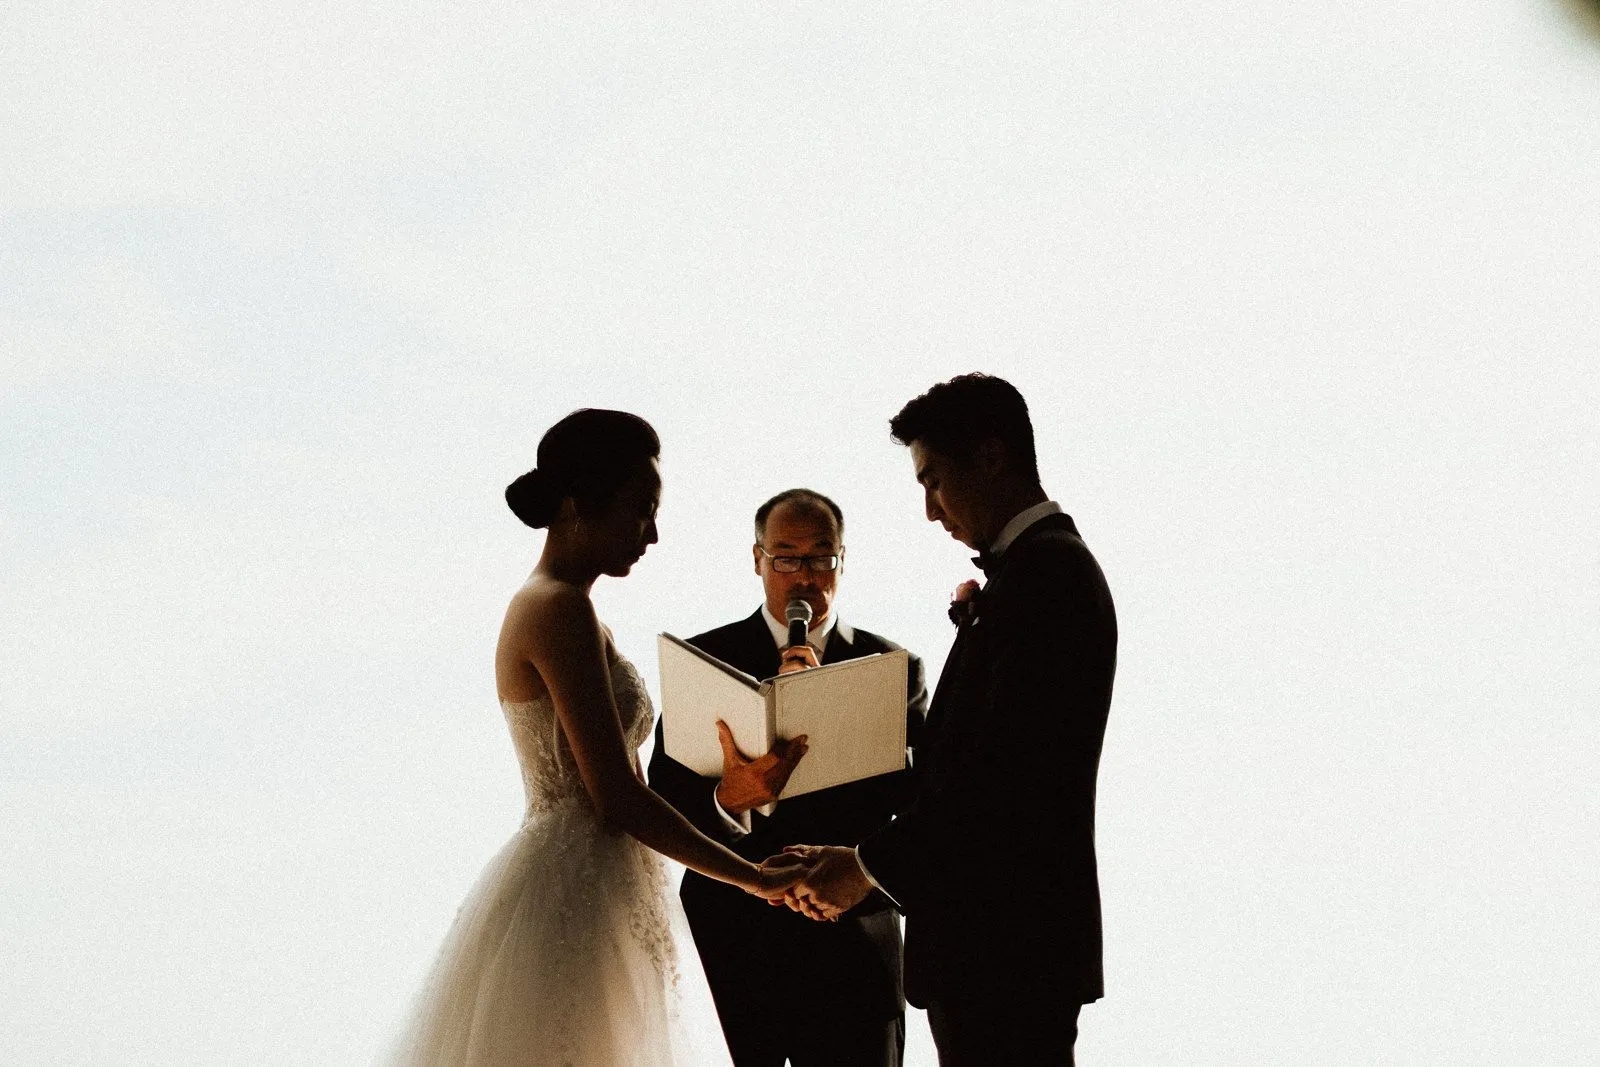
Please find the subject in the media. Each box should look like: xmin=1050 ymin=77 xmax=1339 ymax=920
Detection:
xmin=758 ymin=844 xmax=874 ymax=921
xmin=715 ymin=724 xmax=870 ymax=918
xmin=715 ymin=643 xmax=871 ymax=921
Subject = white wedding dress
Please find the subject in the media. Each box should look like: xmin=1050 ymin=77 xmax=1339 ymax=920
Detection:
xmin=383 ymin=648 xmax=733 ymax=1066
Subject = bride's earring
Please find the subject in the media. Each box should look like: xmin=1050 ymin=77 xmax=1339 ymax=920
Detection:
xmin=557 ymin=496 xmax=581 ymax=527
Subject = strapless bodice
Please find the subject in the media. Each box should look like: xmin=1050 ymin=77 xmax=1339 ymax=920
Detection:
xmin=386 ymin=648 xmax=733 ymax=1066
xmin=501 ymin=651 xmax=656 ymax=817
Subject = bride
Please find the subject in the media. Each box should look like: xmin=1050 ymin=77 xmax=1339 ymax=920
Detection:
xmin=384 ymin=408 xmax=803 ymax=1066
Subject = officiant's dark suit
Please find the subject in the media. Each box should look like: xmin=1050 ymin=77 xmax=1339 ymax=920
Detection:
xmin=647 ymin=490 xmax=928 ymax=1067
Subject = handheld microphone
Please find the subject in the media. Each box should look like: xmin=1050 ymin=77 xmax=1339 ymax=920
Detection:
xmin=785 ymin=598 xmax=814 ymax=649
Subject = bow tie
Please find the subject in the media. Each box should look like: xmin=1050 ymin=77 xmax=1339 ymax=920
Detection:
xmin=971 ymin=550 xmax=998 ymax=576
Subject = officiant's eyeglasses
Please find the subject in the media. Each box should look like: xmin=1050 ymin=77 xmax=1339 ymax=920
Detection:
xmin=757 ymin=547 xmax=841 ymax=573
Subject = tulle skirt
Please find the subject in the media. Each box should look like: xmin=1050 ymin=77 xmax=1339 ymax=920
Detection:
xmin=382 ymin=800 xmax=733 ymax=1066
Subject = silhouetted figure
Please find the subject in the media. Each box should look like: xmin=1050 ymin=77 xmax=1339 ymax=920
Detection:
xmin=384 ymin=409 xmax=802 ymax=1066
xmin=648 ymin=488 xmax=929 ymax=1067
xmin=780 ymin=374 xmax=1117 ymax=1065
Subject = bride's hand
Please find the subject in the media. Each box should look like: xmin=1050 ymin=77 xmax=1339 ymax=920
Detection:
xmin=744 ymin=856 xmax=808 ymax=900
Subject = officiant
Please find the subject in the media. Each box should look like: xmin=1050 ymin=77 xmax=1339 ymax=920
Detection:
xmin=647 ymin=488 xmax=929 ymax=1067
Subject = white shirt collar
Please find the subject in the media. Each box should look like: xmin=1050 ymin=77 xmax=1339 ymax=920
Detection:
xmin=989 ymin=500 xmax=1063 ymax=557
xmin=760 ymin=604 xmax=838 ymax=652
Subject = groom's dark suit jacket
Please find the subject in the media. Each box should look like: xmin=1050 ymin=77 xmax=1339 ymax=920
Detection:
xmin=858 ymin=512 xmax=1116 ymax=1008
xmin=647 ymin=611 xmax=928 ymax=1035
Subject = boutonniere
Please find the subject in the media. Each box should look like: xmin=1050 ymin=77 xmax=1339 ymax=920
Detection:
xmin=947 ymin=579 xmax=982 ymax=628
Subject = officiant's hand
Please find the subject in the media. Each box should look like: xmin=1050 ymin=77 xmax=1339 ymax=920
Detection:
xmin=777 ymin=644 xmax=821 ymax=674
xmin=775 ymin=844 xmax=873 ymax=921
xmin=714 ymin=720 xmax=808 ymax=816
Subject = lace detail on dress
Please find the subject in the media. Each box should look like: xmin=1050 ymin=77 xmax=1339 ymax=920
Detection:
xmin=498 ymin=652 xmax=676 ymax=982
xmin=502 ymin=651 xmax=656 ymax=816
xmin=382 ymin=649 xmax=727 ymax=1066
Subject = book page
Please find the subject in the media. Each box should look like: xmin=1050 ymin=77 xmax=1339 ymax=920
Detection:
xmin=765 ymin=649 xmax=909 ymax=800
xmin=657 ymin=634 xmax=770 ymax=777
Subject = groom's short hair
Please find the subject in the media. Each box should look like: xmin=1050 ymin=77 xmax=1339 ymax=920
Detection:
xmin=890 ymin=373 xmax=1040 ymax=486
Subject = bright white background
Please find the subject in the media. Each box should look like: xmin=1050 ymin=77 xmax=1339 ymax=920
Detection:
xmin=4 ymin=3 xmax=1598 ymax=1063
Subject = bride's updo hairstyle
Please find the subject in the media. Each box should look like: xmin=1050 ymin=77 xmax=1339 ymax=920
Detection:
xmin=505 ymin=408 xmax=661 ymax=529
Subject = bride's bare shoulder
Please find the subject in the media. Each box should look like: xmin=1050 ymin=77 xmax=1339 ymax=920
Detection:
xmin=502 ymin=575 xmax=599 ymax=643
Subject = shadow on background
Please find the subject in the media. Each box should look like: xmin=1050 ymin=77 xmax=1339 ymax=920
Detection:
xmin=1558 ymin=0 xmax=1600 ymax=38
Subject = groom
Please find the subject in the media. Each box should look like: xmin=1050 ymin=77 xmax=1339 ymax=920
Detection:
xmin=780 ymin=373 xmax=1117 ymax=1065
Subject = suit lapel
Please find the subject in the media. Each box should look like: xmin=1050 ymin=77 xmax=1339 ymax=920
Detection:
xmin=922 ymin=513 xmax=1080 ymax=739
xmin=729 ymin=608 xmax=783 ymax=680
xmin=923 ymin=611 xmax=976 ymax=739
xmin=821 ymin=619 xmax=855 ymax=665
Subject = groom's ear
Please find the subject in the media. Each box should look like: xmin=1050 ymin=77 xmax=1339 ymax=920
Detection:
xmin=975 ymin=437 xmax=1008 ymax=478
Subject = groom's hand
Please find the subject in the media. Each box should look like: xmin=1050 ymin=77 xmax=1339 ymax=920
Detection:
xmin=777 ymin=844 xmax=873 ymax=921
xmin=746 ymin=855 xmax=809 ymax=901
xmin=714 ymin=721 xmax=809 ymax=816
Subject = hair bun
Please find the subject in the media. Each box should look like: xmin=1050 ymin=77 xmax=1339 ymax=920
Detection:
xmin=505 ymin=468 xmax=562 ymax=529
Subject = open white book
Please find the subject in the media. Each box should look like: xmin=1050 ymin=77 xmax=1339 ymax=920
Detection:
xmin=656 ymin=633 xmax=910 ymax=815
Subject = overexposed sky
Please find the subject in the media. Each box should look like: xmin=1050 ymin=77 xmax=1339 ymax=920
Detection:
xmin=4 ymin=3 xmax=1598 ymax=1063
